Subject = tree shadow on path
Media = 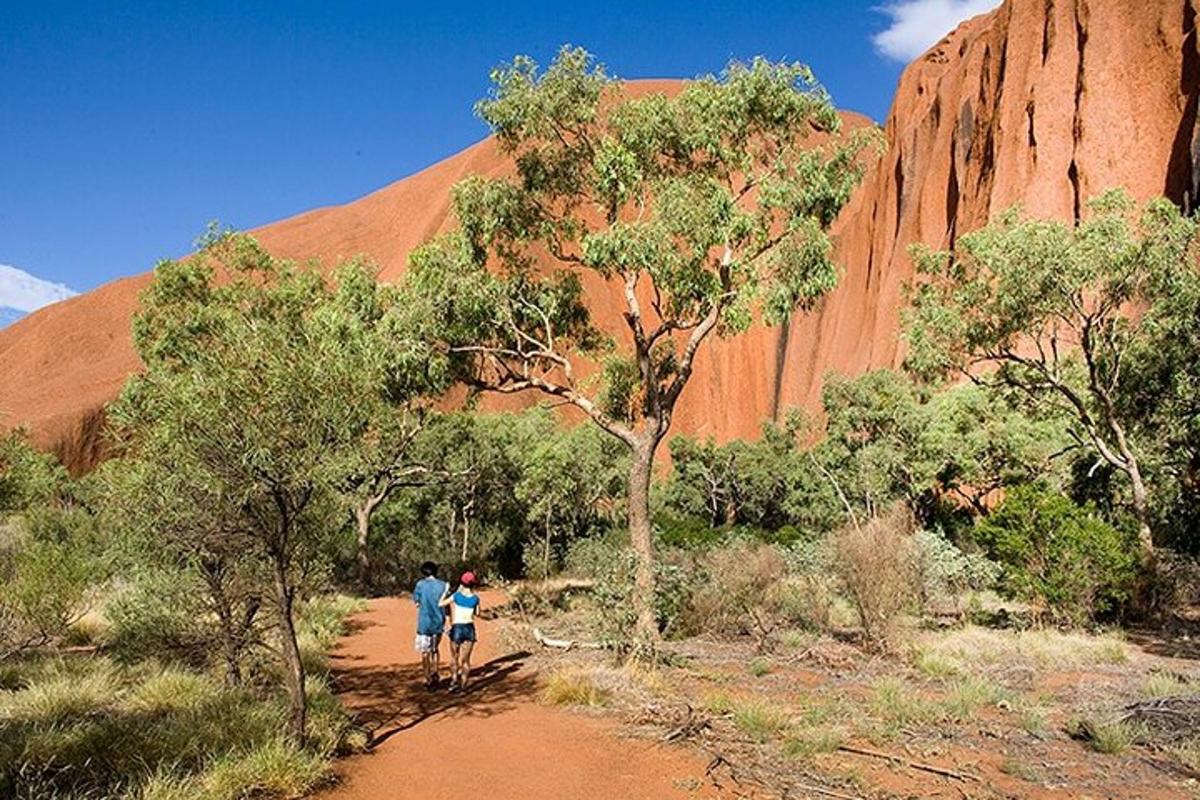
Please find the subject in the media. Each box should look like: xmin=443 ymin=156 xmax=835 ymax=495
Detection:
xmin=329 ymin=650 xmax=536 ymax=749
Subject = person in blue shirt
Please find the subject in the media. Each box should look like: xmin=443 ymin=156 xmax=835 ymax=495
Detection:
xmin=411 ymin=561 xmax=448 ymax=689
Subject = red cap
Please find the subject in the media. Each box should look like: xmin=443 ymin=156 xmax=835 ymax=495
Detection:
xmin=460 ymin=571 xmax=477 ymax=587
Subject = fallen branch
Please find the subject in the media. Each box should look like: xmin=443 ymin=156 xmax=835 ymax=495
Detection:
xmin=836 ymin=744 xmax=977 ymax=782
xmin=789 ymin=783 xmax=864 ymax=800
xmin=531 ymin=627 xmax=605 ymax=651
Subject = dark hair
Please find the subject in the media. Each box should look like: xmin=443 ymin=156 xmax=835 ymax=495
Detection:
xmin=420 ymin=561 xmax=438 ymax=577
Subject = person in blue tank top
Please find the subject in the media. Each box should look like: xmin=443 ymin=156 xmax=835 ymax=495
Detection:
xmin=411 ymin=561 xmax=448 ymax=689
xmin=438 ymin=570 xmax=481 ymax=693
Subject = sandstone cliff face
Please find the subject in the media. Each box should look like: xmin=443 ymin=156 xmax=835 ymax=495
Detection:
xmin=776 ymin=0 xmax=1200 ymax=414
xmin=3 ymin=1 xmax=1199 ymax=472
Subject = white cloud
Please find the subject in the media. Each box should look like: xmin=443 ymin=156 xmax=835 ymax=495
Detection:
xmin=873 ymin=0 xmax=1002 ymax=62
xmin=0 ymin=263 xmax=77 ymax=313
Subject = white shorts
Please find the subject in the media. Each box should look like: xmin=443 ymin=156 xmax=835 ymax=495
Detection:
xmin=415 ymin=633 xmax=441 ymax=654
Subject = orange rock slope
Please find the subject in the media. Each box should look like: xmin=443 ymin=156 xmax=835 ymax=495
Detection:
xmin=3 ymin=1 xmax=1200 ymax=472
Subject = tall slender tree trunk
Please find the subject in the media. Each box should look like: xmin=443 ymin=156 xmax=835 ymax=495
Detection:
xmin=460 ymin=497 xmax=474 ymax=562
xmin=543 ymin=515 xmax=553 ymax=581
xmin=211 ymin=590 xmax=243 ymax=686
xmin=628 ymin=437 xmax=660 ymax=656
xmin=1127 ymin=459 xmax=1155 ymax=564
xmin=354 ymin=504 xmax=372 ymax=588
xmin=271 ymin=556 xmax=307 ymax=747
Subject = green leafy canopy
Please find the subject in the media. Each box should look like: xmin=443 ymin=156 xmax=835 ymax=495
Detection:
xmin=402 ymin=45 xmax=879 ymax=444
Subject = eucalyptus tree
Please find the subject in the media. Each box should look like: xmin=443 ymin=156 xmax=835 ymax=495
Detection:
xmin=323 ymin=261 xmax=449 ymax=589
xmin=110 ymin=233 xmax=407 ymax=745
xmin=905 ymin=191 xmax=1198 ymax=561
xmin=402 ymin=46 xmax=874 ymax=650
xmin=514 ymin=420 xmax=627 ymax=579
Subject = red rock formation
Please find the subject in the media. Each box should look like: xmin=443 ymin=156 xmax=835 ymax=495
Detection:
xmin=3 ymin=1 xmax=1199 ymax=472
xmin=777 ymin=0 xmax=1200 ymax=415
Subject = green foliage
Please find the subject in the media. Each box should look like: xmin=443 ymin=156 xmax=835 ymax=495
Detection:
xmin=103 ymin=567 xmax=231 ymax=669
xmin=0 ymin=431 xmax=68 ymax=515
xmin=0 ymin=495 xmax=103 ymax=660
xmin=912 ymin=528 xmax=1000 ymax=603
xmin=406 ymin=47 xmax=873 ymax=421
xmin=0 ymin=592 xmax=362 ymax=800
xmin=0 ymin=536 xmax=98 ymax=656
xmin=665 ymin=413 xmax=813 ymax=531
xmin=0 ymin=658 xmax=348 ymax=800
xmin=815 ymin=370 xmax=935 ymax=519
xmin=974 ymin=485 xmax=1139 ymax=623
xmin=565 ymin=533 xmax=692 ymax=643
xmin=906 ymin=191 xmax=1200 ymax=555
xmin=515 ymin=415 xmax=627 ymax=578
xmin=108 ymin=232 xmax=410 ymax=742
xmin=404 ymin=47 xmax=874 ymax=649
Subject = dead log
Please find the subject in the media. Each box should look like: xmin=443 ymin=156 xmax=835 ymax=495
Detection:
xmin=531 ymin=627 xmax=605 ymax=651
xmin=836 ymin=744 xmax=978 ymax=782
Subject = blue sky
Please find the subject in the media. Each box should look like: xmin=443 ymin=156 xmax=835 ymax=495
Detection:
xmin=0 ymin=1 xmax=997 ymax=301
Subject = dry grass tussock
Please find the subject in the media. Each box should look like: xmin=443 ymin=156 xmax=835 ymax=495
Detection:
xmin=909 ymin=625 xmax=1129 ymax=679
xmin=541 ymin=667 xmax=610 ymax=707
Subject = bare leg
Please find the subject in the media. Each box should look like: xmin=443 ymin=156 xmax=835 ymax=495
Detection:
xmin=459 ymin=640 xmax=475 ymax=690
xmin=421 ymin=651 xmax=433 ymax=685
xmin=449 ymin=641 xmax=462 ymax=688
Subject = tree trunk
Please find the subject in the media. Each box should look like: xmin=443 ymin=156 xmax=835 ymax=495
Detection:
xmin=272 ymin=556 xmax=307 ymax=748
xmin=628 ymin=438 xmax=660 ymax=656
xmin=354 ymin=503 xmax=375 ymax=589
xmin=460 ymin=498 xmax=473 ymax=563
xmin=543 ymin=516 xmax=552 ymax=581
xmin=209 ymin=583 xmax=243 ymax=686
xmin=1126 ymin=459 xmax=1155 ymax=564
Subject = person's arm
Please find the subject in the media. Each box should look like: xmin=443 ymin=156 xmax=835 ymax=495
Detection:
xmin=411 ymin=582 xmax=420 ymax=605
xmin=438 ymin=586 xmax=454 ymax=608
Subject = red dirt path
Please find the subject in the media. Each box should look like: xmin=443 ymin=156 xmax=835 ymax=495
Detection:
xmin=320 ymin=594 xmax=724 ymax=800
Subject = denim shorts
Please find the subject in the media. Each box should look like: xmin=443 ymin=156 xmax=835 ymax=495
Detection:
xmin=449 ymin=623 xmax=476 ymax=644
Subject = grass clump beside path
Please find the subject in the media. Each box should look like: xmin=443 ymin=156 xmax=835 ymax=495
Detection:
xmin=542 ymin=668 xmax=609 ymax=707
xmin=0 ymin=595 xmax=366 ymax=800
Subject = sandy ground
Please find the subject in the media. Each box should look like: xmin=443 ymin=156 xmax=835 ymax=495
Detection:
xmin=319 ymin=593 xmax=724 ymax=800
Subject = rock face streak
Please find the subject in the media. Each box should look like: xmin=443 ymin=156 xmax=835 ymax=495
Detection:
xmin=2 ymin=1 xmax=1199 ymax=472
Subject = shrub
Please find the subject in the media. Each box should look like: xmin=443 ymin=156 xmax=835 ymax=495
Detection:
xmin=730 ymin=699 xmax=791 ymax=742
xmin=783 ymin=726 xmax=844 ymax=760
xmin=912 ymin=528 xmax=1000 ymax=605
xmin=831 ymin=508 xmax=920 ymax=649
xmin=0 ymin=659 xmax=119 ymax=723
xmin=684 ymin=540 xmax=789 ymax=648
xmin=295 ymin=594 xmax=366 ymax=677
xmin=569 ymin=534 xmax=694 ymax=645
xmin=974 ymin=486 xmax=1138 ymax=624
xmin=137 ymin=739 xmax=331 ymax=800
xmin=124 ymin=667 xmax=221 ymax=714
xmin=0 ymin=531 xmax=98 ymax=658
xmin=780 ymin=539 xmax=839 ymax=631
xmin=1068 ymin=716 xmax=1142 ymax=755
xmin=104 ymin=569 xmax=214 ymax=668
